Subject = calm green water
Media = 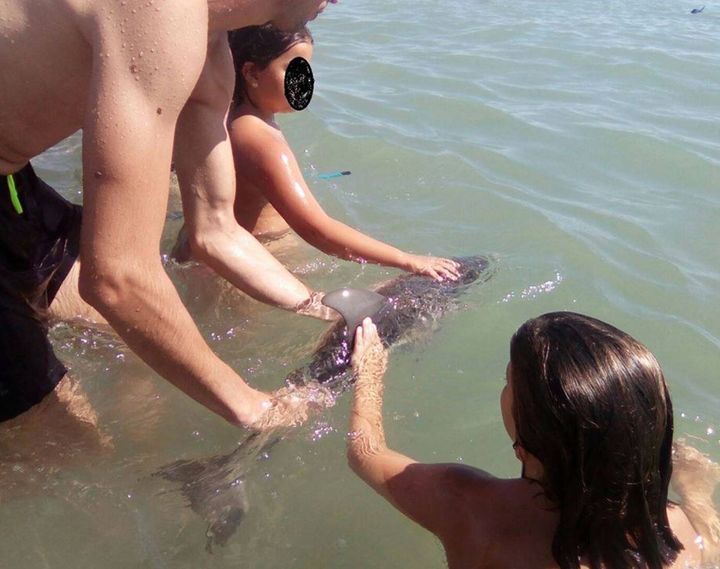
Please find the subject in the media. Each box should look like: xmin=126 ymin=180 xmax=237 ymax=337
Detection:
xmin=3 ymin=1 xmax=719 ymax=567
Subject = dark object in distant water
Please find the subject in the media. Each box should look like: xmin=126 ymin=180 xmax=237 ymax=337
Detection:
xmin=284 ymin=56 xmax=314 ymax=111
xmin=317 ymin=170 xmax=352 ymax=180
xmin=155 ymin=256 xmax=491 ymax=551
xmin=691 ymin=6 xmax=705 ymax=13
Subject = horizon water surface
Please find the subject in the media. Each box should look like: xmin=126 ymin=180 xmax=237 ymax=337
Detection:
xmin=2 ymin=1 xmax=719 ymax=567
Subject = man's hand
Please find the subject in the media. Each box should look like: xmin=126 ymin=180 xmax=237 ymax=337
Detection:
xmin=249 ymin=383 xmax=335 ymax=431
xmin=295 ymin=291 xmax=339 ymax=321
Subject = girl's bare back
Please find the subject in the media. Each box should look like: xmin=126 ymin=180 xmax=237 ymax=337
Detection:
xmin=440 ymin=475 xmax=703 ymax=569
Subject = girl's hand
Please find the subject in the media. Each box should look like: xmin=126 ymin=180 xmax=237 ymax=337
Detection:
xmin=351 ymin=318 xmax=388 ymax=377
xmin=404 ymin=254 xmax=461 ymax=281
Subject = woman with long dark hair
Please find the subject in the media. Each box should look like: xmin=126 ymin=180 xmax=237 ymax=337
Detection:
xmin=347 ymin=313 xmax=719 ymax=568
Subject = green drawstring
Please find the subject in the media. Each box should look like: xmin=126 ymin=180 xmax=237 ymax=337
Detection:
xmin=7 ymin=173 xmax=23 ymax=214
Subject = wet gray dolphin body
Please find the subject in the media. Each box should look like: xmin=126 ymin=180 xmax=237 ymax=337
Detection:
xmin=155 ymin=255 xmax=490 ymax=550
xmin=320 ymin=287 xmax=387 ymax=343
xmin=286 ymin=255 xmax=490 ymax=390
xmin=156 ymin=435 xmax=280 ymax=552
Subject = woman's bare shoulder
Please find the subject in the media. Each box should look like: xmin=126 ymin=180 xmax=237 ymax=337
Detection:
xmin=440 ymin=471 xmax=559 ymax=569
xmin=440 ymin=466 xmax=539 ymax=526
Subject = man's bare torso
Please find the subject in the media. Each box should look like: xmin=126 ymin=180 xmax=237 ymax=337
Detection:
xmin=0 ymin=0 xmax=214 ymax=175
xmin=0 ymin=0 xmax=96 ymax=172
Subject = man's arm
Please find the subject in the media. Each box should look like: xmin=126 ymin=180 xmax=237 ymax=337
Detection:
xmin=79 ymin=1 xmax=269 ymax=427
xmin=173 ymin=34 xmax=333 ymax=319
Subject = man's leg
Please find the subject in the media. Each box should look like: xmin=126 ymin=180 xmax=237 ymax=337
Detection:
xmin=0 ymin=374 xmax=113 ymax=499
xmin=48 ymin=260 xmax=108 ymax=326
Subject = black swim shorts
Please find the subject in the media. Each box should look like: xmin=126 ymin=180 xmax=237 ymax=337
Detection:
xmin=0 ymin=163 xmax=82 ymax=422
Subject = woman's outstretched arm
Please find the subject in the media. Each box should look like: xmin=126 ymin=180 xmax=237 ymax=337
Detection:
xmin=231 ymin=119 xmax=460 ymax=281
xmin=347 ymin=319 xmax=480 ymax=538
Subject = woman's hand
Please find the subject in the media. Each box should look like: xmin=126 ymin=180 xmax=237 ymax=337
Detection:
xmin=403 ymin=254 xmax=461 ymax=282
xmin=352 ymin=318 xmax=388 ymax=378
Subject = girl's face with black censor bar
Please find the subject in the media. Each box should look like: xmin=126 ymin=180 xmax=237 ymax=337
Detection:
xmin=245 ymin=40 xmax=314 ymax=114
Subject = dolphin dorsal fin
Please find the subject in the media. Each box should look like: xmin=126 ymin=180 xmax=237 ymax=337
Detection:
xmin=322 ymin=288 xmax=389 ymax=341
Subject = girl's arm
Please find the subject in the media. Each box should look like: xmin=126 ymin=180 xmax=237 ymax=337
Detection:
xmin=231 ymin=120 xmax=460 ymax=281
xmin=346 ymin=319 xmax=474 ymax=538
xmin=672 ymin=440 xmax=720 ymax=560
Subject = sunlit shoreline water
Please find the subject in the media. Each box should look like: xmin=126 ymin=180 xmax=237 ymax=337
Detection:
xmin=2 ymin=1 xmax=719 ymax=567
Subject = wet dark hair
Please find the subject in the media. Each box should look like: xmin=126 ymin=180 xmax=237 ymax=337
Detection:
xmin=228 ymin=24 xmax=313 ymax=106
xmin=509 ymin=312 xmax=683 ymax=569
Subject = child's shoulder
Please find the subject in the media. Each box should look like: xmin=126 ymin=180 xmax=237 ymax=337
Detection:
xmin=229 ymin=113 xmax=285 ymax=152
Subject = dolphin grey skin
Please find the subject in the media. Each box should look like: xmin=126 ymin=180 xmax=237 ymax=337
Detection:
xmin=320 ymin=287 xmax=388 ymax=344
xmin=156 ymin=435 xmax=280 ymax=552
xmin=155 ymin=255 xmax=490 ymax=551
xmin=284 ymin=255 xmax=490 ymax=390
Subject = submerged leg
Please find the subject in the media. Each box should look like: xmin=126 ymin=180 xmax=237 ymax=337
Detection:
xmin=0 ymin=374 xmax=113 ymax=499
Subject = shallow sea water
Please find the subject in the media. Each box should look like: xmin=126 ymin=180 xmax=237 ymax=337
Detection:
xmin=2 ymin=0 xmax=719 ymax=567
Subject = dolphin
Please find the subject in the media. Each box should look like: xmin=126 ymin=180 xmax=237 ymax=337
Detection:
xmin=156 ymin=433 xmax=279 ymax=552
xmin=155 ymin=255 xmax=491 ymax=550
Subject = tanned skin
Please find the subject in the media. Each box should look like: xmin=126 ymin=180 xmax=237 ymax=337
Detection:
xmin=0 ymin=0 xmax=337 ymax=429
xmin=348 ymin=319 xmax=712 ymax=569
xmin=227 ymin=40 xmax=460 ymax=281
